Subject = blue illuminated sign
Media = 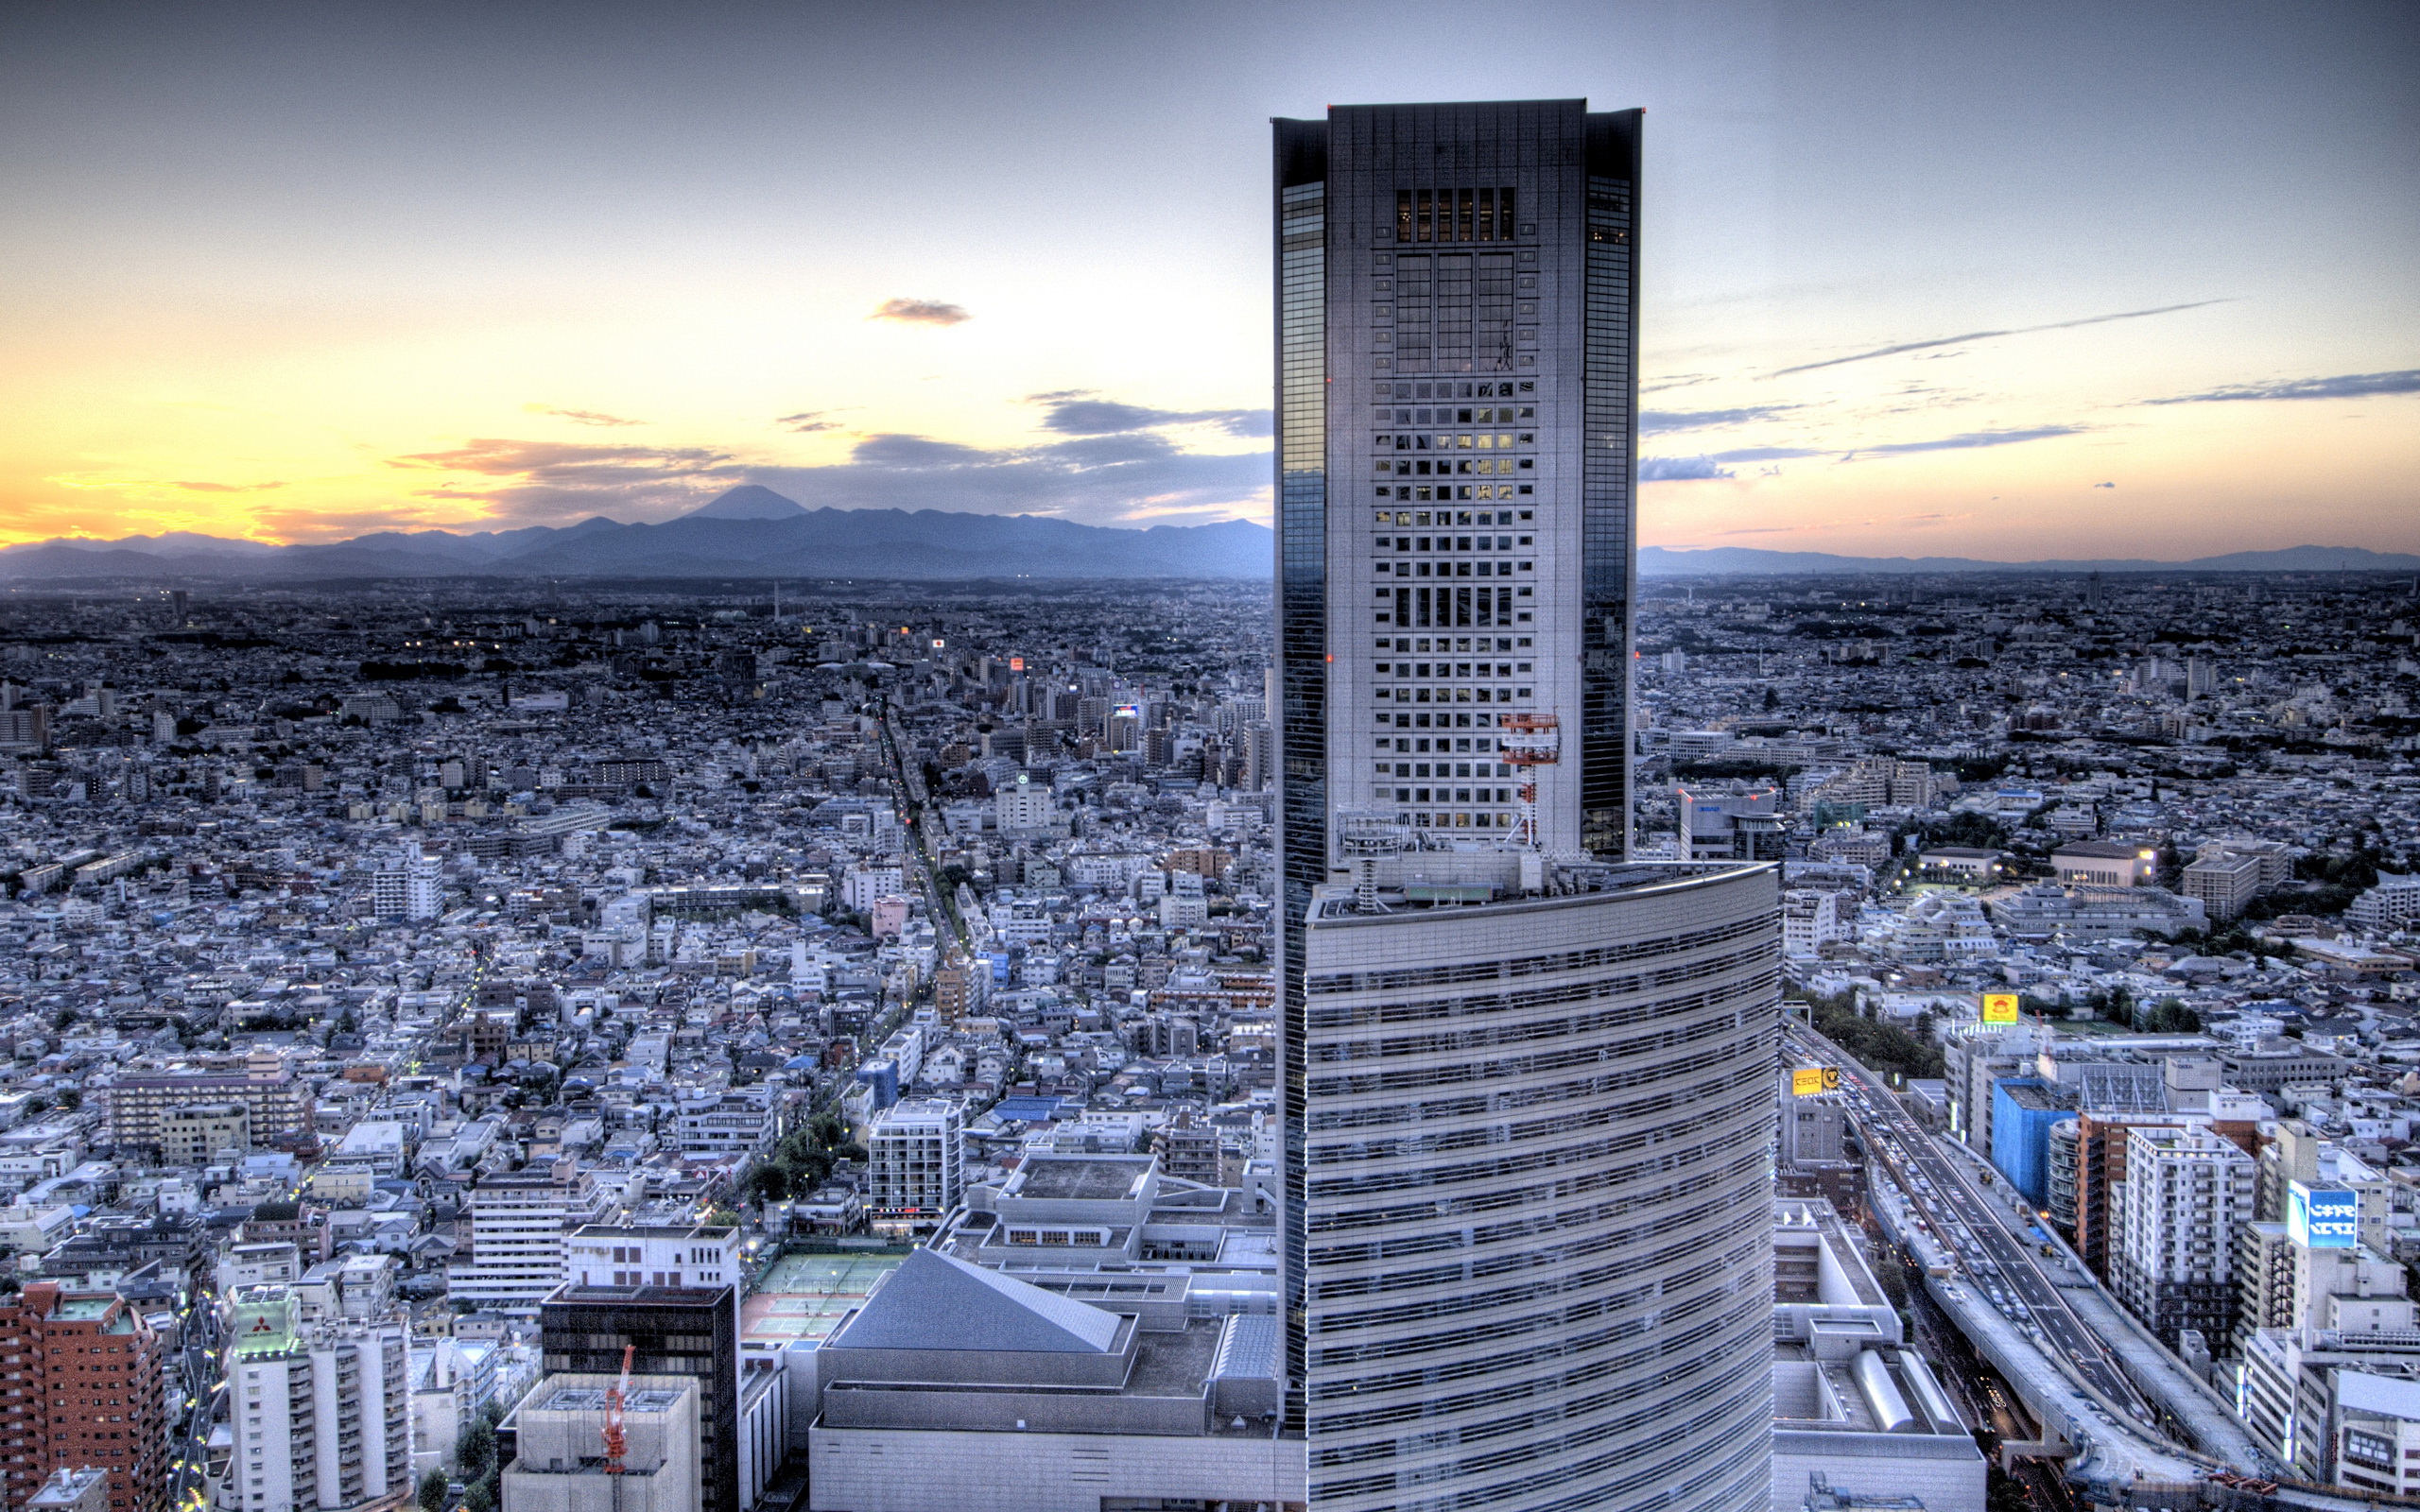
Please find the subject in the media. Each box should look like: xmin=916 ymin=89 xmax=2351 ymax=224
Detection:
xmin=2289 ymin=1181 xmax=2359 ymax=1248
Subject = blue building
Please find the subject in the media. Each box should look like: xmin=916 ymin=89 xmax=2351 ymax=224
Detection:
xmin=1990 ymin=1078 xmax=2075 ymax=1206
xmin=856 ymin=1058 xmax=899 ymax=1112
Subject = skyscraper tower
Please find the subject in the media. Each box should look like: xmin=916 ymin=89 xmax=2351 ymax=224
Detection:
xmin=1277 ymin=99 xmax=1639 ymax=871
xmin=1275 ymin=101 xmax=1780 ymax=1512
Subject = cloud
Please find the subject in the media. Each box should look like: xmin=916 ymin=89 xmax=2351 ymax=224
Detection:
xmin=776 ymin=411 xmax=842 ymax=433
xmin=1769 ymin=301 xmax=2228 ymax=378
xmin=1644 ymin=427 xmax=2077 ymax=477
xmin=383 ymin=420 xmax=1270 ymax=530
xmin=870 ymin=298 xmax=970 ymax=326
xmin=389 ymin=438 xmax=734 ymax=484
xmin=386 ymin=438 xmax=744 ymax=524
xmin=2143 ymin=369 xmax=2420 ymax=404
xmin=1639 ymin=404 xmax=1799 ymax=434
xmin=746 ymin=429 xmax=1268 ymax=526
xmin=1639 ymin=456 xmax=1735 ymax=482
xmin=1841 ymin=425 xmax=2084 ymax=459
xmin=525 ymin=404 xmax=643 ymax=427
xmin=1028 ymin=391 xmax=1271 ymax=438
xmin=47 ymin=472 xmax=287 ymax=500
xmin=1708 ymin=446 xmax=1824 ymax=463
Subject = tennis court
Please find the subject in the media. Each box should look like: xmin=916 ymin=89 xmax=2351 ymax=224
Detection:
xmin=742 ymin=1252 xmax=907 ymax=1347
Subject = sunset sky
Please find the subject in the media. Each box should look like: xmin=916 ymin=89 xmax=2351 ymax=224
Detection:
xmin=2 ymin=0 xmax=2413 ymax=558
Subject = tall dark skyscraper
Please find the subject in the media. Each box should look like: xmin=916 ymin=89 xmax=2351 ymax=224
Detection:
xmin=1274 ymin=101 xmax=1780 ymax=1512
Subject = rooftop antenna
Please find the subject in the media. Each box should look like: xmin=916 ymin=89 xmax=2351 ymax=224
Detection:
xmin=1336 ymin=811 xmax=1407 ymax=914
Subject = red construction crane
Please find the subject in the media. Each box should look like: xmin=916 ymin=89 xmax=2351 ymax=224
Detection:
xmin=602 ymin=1342 xmax=633 ymax=1476
xmin=1498 ymin=713 xmax=1561 ymax=851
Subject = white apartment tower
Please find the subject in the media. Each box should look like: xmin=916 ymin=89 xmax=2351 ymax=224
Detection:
xmin=865 ymin=1099 xmax=964 ymax=1230
xmin=445 ymin=1160 xmax=613 ymax=1313
xmin=372 ymin=850 xmax=441 ymax=922
xmin=2113 ymin=1125 xmax=2257 ymax=1349
xmin=224 ymin=1286 xmax=413 ymax=1512
xmin=1275 ymin=101 xmax=1782 ymax=1512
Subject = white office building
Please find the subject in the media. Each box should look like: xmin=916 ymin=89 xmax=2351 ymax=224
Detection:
xmin=841 ymin=864 xmax=904 ymax=913
xmin=562 ymin=1222 xmax=741 ymax=1292
xmin=994 ymin=772 xmax=1058 ymax=833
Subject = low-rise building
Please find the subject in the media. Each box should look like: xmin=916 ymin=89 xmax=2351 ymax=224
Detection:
xmin=2052 ymin=840 xmax=2158 ymax=888
xmin=501 ymin=1372 xmax=700 ymax=1512
xmin=805 ymin=1247 xmax=1299 ymax=1512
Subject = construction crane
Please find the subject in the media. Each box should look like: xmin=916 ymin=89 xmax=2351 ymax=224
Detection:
xmin=1498 ymin=713 xmax=1561 ymax=851
xmin=602 ymin=1342 xmax=634 ymax=1512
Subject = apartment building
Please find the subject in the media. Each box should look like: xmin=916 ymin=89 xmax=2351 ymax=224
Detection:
xmin=864 ymin=1099 xmax=963 ymax=1233
xmin=0 ymin=1283 xmax=167 ymax=1512
xmin=445 ymin=1161 xmax=613 ymax=1313
xmin=2112 ymin=1125 xmax=2257 ymax=1350
xmin=104 ymin=1049 xmax=312 ymax=1154
xmin=223 ymin=1286 xmax=412 ymax=1512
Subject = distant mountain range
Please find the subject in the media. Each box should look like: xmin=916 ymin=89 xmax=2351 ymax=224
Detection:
xmin=1635 ymin=543 xmax=2420 ymax=576
xmin=0 ymin=488 xmax=1272 ymax=581
xmin=2 ymin=489 xmax=2412 ymax=582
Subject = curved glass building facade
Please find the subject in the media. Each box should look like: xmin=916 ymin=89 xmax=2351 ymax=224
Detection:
xmin=1299 ymin=865 xmax=1779 ymax=1512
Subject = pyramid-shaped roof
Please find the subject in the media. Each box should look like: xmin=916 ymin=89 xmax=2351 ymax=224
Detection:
xmin=828 ymin=1246 xmax=1123 ymax=1355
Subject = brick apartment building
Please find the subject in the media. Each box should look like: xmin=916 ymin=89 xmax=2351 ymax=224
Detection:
xmin=0 ymin=1283 xmax=167 ymax=1512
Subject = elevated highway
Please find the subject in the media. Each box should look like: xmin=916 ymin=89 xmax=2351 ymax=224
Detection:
xmin=1788 ymin=1022 xmax=2282 ymax=1498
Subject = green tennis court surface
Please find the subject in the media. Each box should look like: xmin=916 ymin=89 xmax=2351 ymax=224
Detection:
xmin=742 ymin=1252 xmax=907 ymax=1345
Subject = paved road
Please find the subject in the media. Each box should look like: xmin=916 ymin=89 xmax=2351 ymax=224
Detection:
xmin=1787 ymin=1022 xmax=2157 ymax=1423
xmin=871 ymin=695 xmax=970 ymax=964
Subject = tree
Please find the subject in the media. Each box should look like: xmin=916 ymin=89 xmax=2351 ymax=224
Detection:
xmin=455 ymin=1414 xmax=495 ymax=1482
xmin=1804 ymin=991 xmax=1945 ymax=1082
xmin=418 ymin=1469 xmax=449 ymax=1512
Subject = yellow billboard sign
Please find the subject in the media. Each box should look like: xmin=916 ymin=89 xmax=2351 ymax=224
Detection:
xmin=1791 ymin=1067 xmax=1840 ymax=1097
xmin=1981 ymin=991 xmax=2021 ymax=1025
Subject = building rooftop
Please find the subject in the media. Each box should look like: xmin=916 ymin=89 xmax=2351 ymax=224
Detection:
xmin=828 ymin=1246 xmax=1124 ymax=1355
xmin=536 ymin=1385 xmax=687 ymax=1415
xmin=1008 ymin=1156 xmax=1151 ymax=1202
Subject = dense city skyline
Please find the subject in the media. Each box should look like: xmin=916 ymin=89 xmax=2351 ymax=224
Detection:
xmin=4 ymin=0 xmax=2414 ymax=558
xmin=6 ymin=11 xmax=2420 ymax=1512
